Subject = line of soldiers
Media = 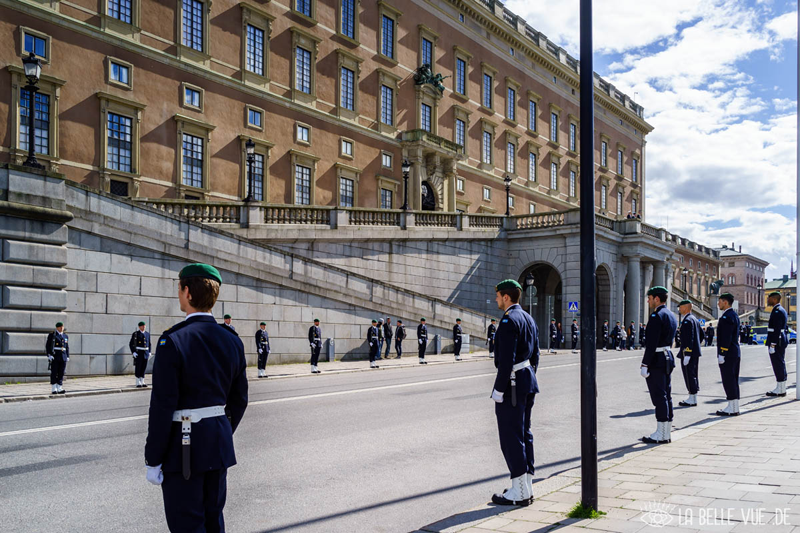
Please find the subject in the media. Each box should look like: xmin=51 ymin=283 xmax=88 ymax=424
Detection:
xmin=600 ymin=320 xmax=646 ymax=351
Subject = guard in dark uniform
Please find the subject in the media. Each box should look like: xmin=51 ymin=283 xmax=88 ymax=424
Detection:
xmin=571 ymin=319 xmax=579 ymax=353
xmin=640 ymin=286 xmax=677 ymax=444
xmin=490 ymin=280 xmax=539 ymax=506
xmin=705 ymin=324 xmax=715 ymax=347
xmin=222 ymin=314 xmax=235 ymax=332
xmin=383 ymin=318 xmax=393 ymax=360
xmin=395 ymin=320 xmax=406 ymax=358
xmin=417 ymin=318 xmax=428 ymax=364
xmin=715 ymin=293 xmax=741 ymax=416
xmin=256 ymin=322 xmax=270 ymax=378
xmin=549 ymin=319 xmax=558 ymax=353
xmin=627 ymin=321 xmax=636 ymax=350
xmin=602 ymin=320 xmax=609 ymax=351
xmin=45 ymin=321 xmax=69 ymax=395
xmin=376 ymin=319 xmax=384 ymax=360
xmin=129 ymin=321 xmax=152 ymax=388
xmin=453 ymin=318 xmax=463 ymax=361
xmin=368 ymin=319 xmax=380 ymax=369
xmin=487 ymin=319 xmax=497 ymax=354
xmin=676 ymin=300 xmax=702 ymax=407
xmin=765 ymin=291 xmax=789 ymax=397
xmin=144 ymin=263 xmax=248 ymax=533
xmin=610 ymin=321 xmax=621 ymax=350
xmin=639 ymin=323 xmax=646 ymax=348
xmin=309 ymin=318 xmax=322 ymax=374
xmin=739 ymin=324 xmax=747 ymax=345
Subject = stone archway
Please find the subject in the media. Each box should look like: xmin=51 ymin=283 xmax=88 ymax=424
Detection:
xmin=519 ymin=263 xmax=563 ymax=341
xmin=421 ymin=181 xmax=437 ymax=211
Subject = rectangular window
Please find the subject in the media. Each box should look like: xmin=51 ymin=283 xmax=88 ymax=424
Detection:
xmin=380 ymin=188 xmax=393 ymax=209
xmin=246 ymin=24 xmax=265 ymax=76
xmin=483 ymin=187 xmax=491 ymax=200
xmin=380 ymin=85 xmax=394 ymax=126
xmin=482 ymin=74 xmax=492 ymax=108
xmin=617 ymin=190 xmax=623 ymax=215
xmin=109 ymin=0 xmax=133 ymax=23
xmin=381 ymin=15 xmax=394 ymax=58
xmin=617 ymin=149 xmax=623 ymax=174
xmin=295 ymin=46 xmax=312 ymax=94
xmin=528 ymin=152 xmax=536 ymax=181
xmin=382 ymin=152 xmax=392 ymax=168
xmin=632 ymin=158 xmax=638 ymax=182
xmin=482 ymin=131 xmax=492 ymax=165
xmin=528 ymin=100 xmax=536 ymax=131
xmin=507 ymin=87 xmax=516 ymax=121
xmin=569 ymin=123 xmax=577 ymax=152
xmin=107 ymin=112 xmax=133 ymax=173
xmin=341 ymin=0 xmax=355 ymax=39
xmin=340 ymin=67 xmax=355 ymax=111
xmin=110 ymin=62 xmax=130 ymax=85
xmin=456 ymin=177 xmax=464 ymax=192
xmin=248 ymin=108 xmax=262 ymax=128
xmin=421 ymin=103 xmax=432 ymax=132
xmin=601 ymin=141 xmax=608 ymax=167
xmin=342 ymin=139 xmax=353 ymax=157
xmin=182 ymin=0 xmax=204 ymax=51
xmin=455 ymin=58 xmax=466 ymax=95
xmin=24 ymin=33 xmax=47 ymax=58
xmin=339 ymin=177 xmax=354 ymax=207
xmin=455 ymin=119 xmax=466 ymax=147
xmin=601 ymin=184 xmax=607 ymax=210
xmin=295 ymin=164 xmax=311 ymax=205
xmin=109 ymin=179 xmax=129 ymax=197
xmin=550 ymin=112 xmax=558 ymax=143
xmin=569 ymin=170 xmax=576 ymax=197
xmin=506 ymin=142 xmax=515 ymax=173
xmin=529 ymin=203 xmax=535 ymax=214
xmin=422 ymin=38 xmax=433 ymax=66
xmin=181 ymin=133 xmax=204 ymax=188
xmin=296 ymin=0 xmax=312 ymax=17
xmin=249 ymin=153 xmax=264 ymax=201
xmin=550 ymin=162 xmax=557 ymax=189
xmin=297 ymin=124 xmax=310 ymax=143
xmin=185 ymin=87 xmax=201 ymax=108
xmin=19 ymin=89 xmax=50 ymax=155
xmin=632 ymin=197 xmax=637 ymax=214
xmin=508 ymin=196 xmax=514 ymax=209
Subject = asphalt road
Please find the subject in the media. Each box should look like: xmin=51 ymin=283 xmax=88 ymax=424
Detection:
xmin=0 ymin=345 xmax=795 ymax=533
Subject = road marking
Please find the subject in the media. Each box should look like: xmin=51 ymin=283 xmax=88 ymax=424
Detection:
xmin=0 ymin=353 xmax=644 ymax=438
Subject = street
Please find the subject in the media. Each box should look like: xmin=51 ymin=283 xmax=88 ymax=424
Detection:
xmin=0 ymin=345 xmax=794 ymax=533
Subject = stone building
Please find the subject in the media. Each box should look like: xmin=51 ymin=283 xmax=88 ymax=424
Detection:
xmin=714 ymin=244 xmax=769 ymax=316
xmin=669 ymin=237 xmax=722 ymax=311
xmin=763 ymin=275 xmax=796 ymax=329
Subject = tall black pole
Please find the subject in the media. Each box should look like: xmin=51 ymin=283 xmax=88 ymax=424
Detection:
xmin=245 ymin=155 xmax=254 ymax=202
xmin=402 ymin=169 xmax=409 ymax=210
xmin=505 ymin=181 xmax=511 ymax=216
xmin=579 ymin=0 xmax=598 ymax=511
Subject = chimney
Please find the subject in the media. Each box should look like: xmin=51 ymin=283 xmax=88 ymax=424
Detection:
xmin=784 ymin=275 xmax=789 ymax=282
xmin=739 ymin=245 xmax=742 ymax=253
xmin=732 ymin=242 xmax=735 ymax=249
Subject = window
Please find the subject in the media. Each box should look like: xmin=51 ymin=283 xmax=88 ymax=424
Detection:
xmin=507 ymin=87 xmax=516 ymax=121
xmin=182 ymin=133 xmax=204 ymax=189
xmin=339 ymin=177 xmax=354 ymax=207
xmin=632 ymin=197 xmax=637 ymax=214
xmin=108 ymin=0 xmax=133 ymax=24
xmin=240 ymin=135 xmax=272 ymax=202
xmin=601 ymin=140 xmax=608 ymax=167
xmin=381 ymin=85 xmax=394 ymax=126
xmin=422 ymin=37 xmax=433 ymax=66
xmin=109 ymin=179 xmax=129 ymax=197
xmin=459 ymin=13 xmax=465 ymax=22
xmin=107 ymin=57 xmax=133 ymax=89
xmin=617 ymin=149 xmax=623 ymax=175
xmin=341 ymin=138 xmax=354 ymax=158
xmin=421 ymin=103 xmax=432 ymax=132
xmin=295 ymin=164 xmax=311 ymax=205
xmin=249 ymin=153 xmax=265 ymax=201
xmin=341 ymin=0 xmax=356 ymax=39
xmin=508 ymin=196 xmax=514 ymax=209
xmin=529 ymin=203 xmax=535 ymax=214
xmin=107 ymin=113 xmax=132 ymax=173
xmin=601 ymin=184 xmax=607 ymax=210
xmin=111 ymin=63 xmax=129 ymax=85
xmin=382 ymin=152 xmax=392 ymax=168
xmin=632 ymin=157 xmax=638 ymax=182
xmin=455 ymin=58 xmax=466 ymax=95
xmin=296 ymin=0 xmax=312 ymax=17
xmin=297 ymin=123 xmax=311 ymax=144
xmin=569 ymin=123 xmax=577 ymax=152
xmin=550 ymin=112 xmax=559 ymax=143
xmin=528 ymin=97 xmax=538 ymax=131
xmin=456 ymin=177 xmax=464 ymax=192
xmin=528 ymin=152 xmax=536 ymax=181
xmin=617 ymin=190 xmax=623 ymax=215
xmin=509 ymin=47 xmax=515 ymax=56
xmin=19 ymin=90 xmax=50 ymax=155
xmin=689 ymin=258 xmax=693 ymax=267
xmin=550 ymin=161 xmax=558 ymax=190
xmin=291 ymin=28 xmax=321 ymax=104
xmin=295 ymin=46 xmax=312 ymax=94
xmin=340 ymin=67 xmax=355 ymax=111
xmin=455 ymin=118 xmax=466 ymax=148
xmin=506 ymin=142 xmax=515 ymax=173
xmin=380 ymin=188 xmax=393 ymax=209
xmin=182 ymin=0 xmax=204 ymax=51
xmin=24 ymin=32 xmax=47 ymax=58
xmin=482 ymin=73 xmax=493 ymax=108
xmin=246 ymin=24 xmax=265 ymax=76
xmin=482 ymin=130 xmax=492 ymax=165
xmin=381 ymin=15 xmax=395 ymax=58
xmin=182 ymin=83 xmax=203 ymax=111
xmin=247 ymin=106 xmax=263 ymax=129
xmin=569 ymin=169 xmax=576 ymax=197
xmin=483 ymin=187 xmax=491 ymax=201
xmin=728 ymin=275 xmax=734 ymax=285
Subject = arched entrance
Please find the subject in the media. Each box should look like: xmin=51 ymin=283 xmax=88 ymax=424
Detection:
xmin=421 ymin=181 xmax=436 ymax=210
xmin=596 ymin=265 xmax=612 ymax=347
xmin=519 ymin=263 xmax=562 ymax=341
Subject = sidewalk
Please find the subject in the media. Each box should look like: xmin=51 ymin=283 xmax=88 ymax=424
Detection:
xmin=0 ymin=350 xmax=494 ymax=403
xmin=420 ymin=396 xmax=800 ymax=533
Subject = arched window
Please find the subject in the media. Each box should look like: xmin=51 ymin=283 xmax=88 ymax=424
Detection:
xmin=728 ymin=275 xmax=735 ymax=285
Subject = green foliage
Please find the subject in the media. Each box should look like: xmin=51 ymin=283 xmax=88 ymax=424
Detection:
xmin=566 ymin=501 xmax=607 ymax=519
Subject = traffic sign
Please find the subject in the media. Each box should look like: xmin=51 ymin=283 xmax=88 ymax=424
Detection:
xmin=568 ymin=301 xmax=579 ymax=312
xmin=700 ymin=319 xmax=706 ymax=326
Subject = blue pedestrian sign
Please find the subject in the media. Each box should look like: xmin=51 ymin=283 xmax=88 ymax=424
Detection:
xmin=568 ymin=301 xmax=579 ymax=313
xmin=700 ymin=319 xmax=706 ymax=326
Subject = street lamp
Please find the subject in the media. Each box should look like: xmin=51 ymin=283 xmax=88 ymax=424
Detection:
xmin=401 ymin=159 xmax=411 ymax=211
xmin=21 ymin=52 xmax=43 ymax=170
xmin=244 ymin=138 xmax=255 ymax=202
xmin=525 ymin=272 xmax=535 ymax=317
xmin=757 ymin=283 xmax=762 ymax=313
xmin=504 ymin=174 xmax=512 ymax=216
xmin=682 ymin=268 xmax=689 ymax=292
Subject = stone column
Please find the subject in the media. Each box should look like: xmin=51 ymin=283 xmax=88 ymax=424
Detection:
xmin=642 ymin=263 xmax=654 ymax=323
xmin=625 ymin=256 xmax=642 ymax=330
xmin=653 ymin=260 xmax=666 ymax=287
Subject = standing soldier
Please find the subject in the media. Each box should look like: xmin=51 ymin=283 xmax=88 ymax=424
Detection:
xmin=610 ymin=321 xmax=621 ymax=350
xmin=368 ymin=319 xmax=380 ymax=369
xmin=129 ymin=321 xmax=152 ymax=388
xmin=417 ymin=318 xmax=428 ymax=365
xmin=395 ymin=320 xmax=406 ymax=358
xmin=705 ymin=324 xmax=715 ymax=347
xmin=487 ymin=319 xmax=497 ymax=354
xmin=222 ymin=314 xmax=235 ymax=332
xmin=383 ymin=318 xmax=393 ymax=360
xmin=640 ymin=286 xmax=677 ymax=444
xmin=571 ymin=319 xmax=579 ymax=353
xmin=489 ymin=280 xmax=539 ymax=506
xmin=639 ymin=322 xmax=646 ymax=348
xmin=255 ymin=322 xmax=270 ymax=378
xmin=144 ymin=263 xmax=248 ymax=532
xmin=45 ymin=321 xmax=69 ymax=395
xmin=309 ymin=318 xmax=322 ymax=374
xmin=376 ymin=318 xmax=385 ymax=360
xmin=765 ymin=291 xmax=789 ymax=397
xmin=627 ymin=321 xmax=636 ymax=350
xmin=549 ymin=319 xmax=558 ymax=354
xmin=676 ymin=300 xmax=702 ymax=407
xmin=715 ymin=293 xmax=741 ymax=416
xmin=453 ymin=318 xmax=463 ymax=361
xmin=602 ymin=320 xmax=609 ymax=351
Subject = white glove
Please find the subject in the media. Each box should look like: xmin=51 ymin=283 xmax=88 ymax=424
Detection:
xmin=66 ymin=358 xmax=69 ymax=362
xmin=310 ymin=343 xmax=315 ymax=348
xmin=419 ymin=339 xmax=423 ymax=344
xmin=640 ymin=366 xmax=649 ymax=378
xmin=146 ymin=465 xmax=163 ymax=486
xmin=491 ymin=389 xmax=504 ymax=403
xmin=769 ymin=345 xmax=776 ymax=355
xmin=258 ymin=349 xmax=262 ymax=355
xmin=369 ymin=343 xmax=373 ymax=347
xmin=132 ymin=352 xmax=137 ymax=358
xmin=683 ymin=356 xmax=690 ymax=367
xmin=718 ymin=355 xmax=725 ymax=365
xmin=48 ymin=355 xmax=54 ymax=362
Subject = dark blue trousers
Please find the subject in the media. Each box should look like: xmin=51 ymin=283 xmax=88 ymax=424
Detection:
xmin=719 ymin=356 xmax=740 ymax=400
xmin=49 ymin=358 xmax=66 ymax=385
xmin=770 ymin=346 xmax=787 ymax=382
xmin=419 ymin=340 xmax=427 ymax=358
xmin=369 ymin=343 xmax=378 ymax=363
xmin=134 ymin=354 xmax=149 ymax=378
xmin=454 ymin=340 xmax=462 ymax=356
xmin=384 ymin=338 xmax=392 ymax=358
xmin=395 ymin=339 xmax=403 ymax=357
xmin=680 ymin=355 xmax=699 ymax=395
xmin=495 ymin=392 xmax=536 ymax=479
xmin=162 ymin=468 xmax=227 ymax=533
xmin=646 ymin=368 xmax=673 ymax=422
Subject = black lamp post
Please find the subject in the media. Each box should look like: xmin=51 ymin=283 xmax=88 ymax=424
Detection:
xmin=244 ymin=138 xmax=255 ymax=202
xmin=401 ymin=159 xmax=411 ymax=211
xmin=21 ymin=52 xmax=43 ymax=170
xmin=757 ymin=283 xmax=762 ymax=312
xmin=504 ymin=174 xmax=512 ymax=216
xmin=682 ymin=268 xmax=689 ymax=292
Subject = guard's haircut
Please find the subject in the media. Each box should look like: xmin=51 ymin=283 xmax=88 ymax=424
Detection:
xmin=719 ymin=293 xmax=734 ymax=305
xmin=180 ymin=277 xmax=220 ymax=312
xmin=497 ymin=286 xmax=521 ymax=304
xmin=771 ymin=293 xmax=782 ymax=302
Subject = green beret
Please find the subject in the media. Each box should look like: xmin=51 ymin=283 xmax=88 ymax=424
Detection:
xmin=314 ymin=318 xmax=320 ymax=323
xmin=491 ymin=318 xmax=496 ymax=322
xmin=223 ymin=314 xmax=231 ymax=319
xmin=260 ymin=322 xmax=266 ymax=326
xmin=551 ymin=318 xmax=556 ymax=322
xmin=55 ymin=322 xmax=63 ymax=328
xmin=768 ymin=291 xmax=781 ymax=298
xmin=647 ymin=285 xmax=668 ymax=297
xmin=678 ymin=299 xmax=692 ymax=306
xmin=495 ymin=279 xmax=522 ymax=291
xmin=420 ymin=317 xmax=426 ymax=322
xmin=397 ymin=320 xmax=403 ymax=323
xmin=456 ymin=318 xmax=461 ymax=322
xmin=179 ymin=263 xmax=222 ymax=285
xmin=372 ymin=319 xmax=377 ymax=324
xmin=138 ymin=321 xmax=146 ymax=326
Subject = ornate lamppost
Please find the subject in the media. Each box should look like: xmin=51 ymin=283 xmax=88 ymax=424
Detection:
xmin=401 ymin=159 xmax=411 ymax=211
xmin=504 ymin=174 xmax=512 ymax=216
xmin=244 ymin=138 xmax=255 ymax=202
xmin=21 ymin=52 xmax=43 ymax=170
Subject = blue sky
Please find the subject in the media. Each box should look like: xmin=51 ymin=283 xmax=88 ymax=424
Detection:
xmin=507 ymin=0 xmax=798 ymax=279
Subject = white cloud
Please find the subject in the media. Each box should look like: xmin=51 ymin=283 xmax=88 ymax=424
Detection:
xmin=773 ymin=97 xmax=797 ymax=111
xmin=766 ymin=11 xmax=798 ymax=40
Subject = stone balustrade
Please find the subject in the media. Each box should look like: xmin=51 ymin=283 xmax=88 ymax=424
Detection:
xmin=135 ymin=199 xmax=242 ymax=224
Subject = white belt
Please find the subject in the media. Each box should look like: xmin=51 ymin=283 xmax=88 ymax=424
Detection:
xmin=172 ymin=405 xmax=226 ymax=424
xmin=455 ymin=334 xmax=462 ymax=337
xmin=512 ymin=359 xmax=531 ymax=372
xmin=767 ymin=328 xmax=775 ymax=332
xmin=655 ymin=346 xmax=671 ymax=352
xmin=52 ymin=347 xmax=65 ymax=351
xmin=136 ymin=347 xmax=149 ymax=351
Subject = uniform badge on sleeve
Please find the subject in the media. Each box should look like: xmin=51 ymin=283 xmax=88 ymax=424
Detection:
xmin=502 ymin=319 xmax=509 ymax=323
xmin=159 ymin=339 xmax=167 ymax=346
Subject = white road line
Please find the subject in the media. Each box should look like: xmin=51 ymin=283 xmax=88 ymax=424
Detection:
xmin=0 ymin=353 xmax=640 ymax=438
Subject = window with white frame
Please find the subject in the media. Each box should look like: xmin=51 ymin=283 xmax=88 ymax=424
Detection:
xmin=19 ymin=90 xmax=50 ymax=156
xmin=341 ymin=138 xmax=354 ymax=157
xmin=380 ymin=188 xmax=393 ymax=209
xmin=482 ymin=130 xmax=492 ymax=165
xmin=183 ymin=84 xmax=202 ymax=110
xmin=617 ymin=190 xmax=623 ymax=215
xmin=569 ymin=123 xmax=577 ymax=152
xmin=341 ymin=0 xmax=356 ymax=39
xmin=107 ymin=112 xmax=132 ymax=172
xmin=455 ymin=58 xmax=466 ymax=95
xmin=382 ymin=152 xmax=392 ymax=168
xmin=381 ymin=85 xmax=394 ymax=126
xmin=482 ymin=73 xmax=492 ymax=108
xmin=617 ymin=149 xmax=623 ymax=175
xmin=528 ymin=99 xmax=537 ymax=131
xmin=181 ymin=133 xmax=204 ymax=188
xmin=456 ymin=177 xmax=464 ymax=192
xmin=483 ymin=187 xmax=491 ymax=201
xmin=297 ymin=123 xmax=310 ymax=144
xmin=247 ymin=107 xmax=263 ymax=129
xmin=339 ymin=177 xmax=354 ymax=207
xmin=601 ymin=184 xmax=607 ymax=210
xmin=248 ymin=152 xmax=265 ymax=201
xmin=529 ymin=203 xmax=535 ymax=214
xmin=550 ymin=112 xmax=558 ymax=143
xmin=632 ymin=197 xmax=637 ymax=214
xmin=23 ymin=30 xmax=48 ymax=59
xmin=182 ymin=0 xmax=204 ymax=51
xmin=421 ymin=103 xmax=432 ymax=132
xmin=528 ymin=151 xmax=536 ymax=181
xmin=507 ymin=87 xmax=516 ymax=121
xmin=381 ymin=14 xmax=395 ymax=58
xmin=569 ymin=169 xmax=576 ymax=197
xmin=295 ymin=164 xmax=311 ymax=205
xmin=109 ymin=58 xmax=132 ymax=89
xmin=601 ymin=140 xmax=608 ymax=167
xmin=455 ymin=118 xmax=465 ymax=148
xmin=506 ymin=141 xmax=515 ymax=174
xmin=340 ymin=67 xmax=355 ymax=111
xmin=508 ymin=195 xmax=514 ymax=209
xmin=550 ymin=161 xmax=558 ymax=189
xmin=295 ymin=46 xmax=312 ymax=94
xmin=246 ymin=24 xmax=265 ymax=76
xmin=421 ymin=37 xmax=432 ymax=66
xmin=632 ymin=157 xmax=638 ymax=182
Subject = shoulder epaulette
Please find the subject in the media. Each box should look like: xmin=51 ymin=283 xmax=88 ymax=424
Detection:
xmin=218 ymin=323 xmax=239 ymax=337
xmin=162 ymin=320 xmax=192 ymax=336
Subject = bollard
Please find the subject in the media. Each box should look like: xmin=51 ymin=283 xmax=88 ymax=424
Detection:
xmin=434 ymin=334 xmax=442 ymax=355
xmin=462 ymin=334 xmax=471 ymax=353
xmin=326 ymin=338 xmax=335 ymax=362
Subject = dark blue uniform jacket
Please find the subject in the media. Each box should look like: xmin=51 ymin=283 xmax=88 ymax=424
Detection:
xmin=46 ymin=331 xmax=69 ymax=361
xmin=767 ymin=304 xmax=789 ymax=348
xmin=641 ymin=305 xmax=677 ymax=369
xmin=493 ymin=304 xmax=539 ymax=397
xmin=717 ymin=308 xmax=741 ymax=359
xmin=129 ymin=330 xmax=152 ymax=358
xmin=678 ymin=313 xmax=702 ymax=358
xmin=255 ymin=329 xmax=270 ymax=352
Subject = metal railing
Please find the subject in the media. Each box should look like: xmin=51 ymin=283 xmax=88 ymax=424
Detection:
xmin=514 ymin=211 xmax=566 ymax=229
xmin=470 ymin=214 xmax=504 ymax=229
xmin=135 ymin=199 xmax=242 ymax=223
xmin=264 ymin=205 xmax=331 ymax=225
xmin=348 ymin=209 xmax=401 ymax=226
xmin=415 ymin=212 xmax=457 ymax=228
